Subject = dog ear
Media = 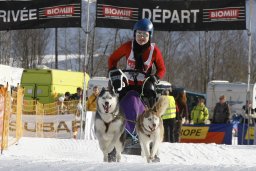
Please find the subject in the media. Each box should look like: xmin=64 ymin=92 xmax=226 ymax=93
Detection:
xmin=109 ymin=86 xmax=118 ymax=96
xmin=98 ymin=88 xmax=105 ymax=97
xmin=143 ymin=110 xmax=150 ymax=118
xmin=154 ymin=96 xmax=170 ymax=116
xmin=152 ymin=106 xmax=157 ymax=113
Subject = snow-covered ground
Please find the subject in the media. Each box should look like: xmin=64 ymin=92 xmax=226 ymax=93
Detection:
xmin=1 ymin=137 xmax=256 ymax=171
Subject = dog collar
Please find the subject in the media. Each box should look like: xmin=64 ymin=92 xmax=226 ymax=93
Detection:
xmin=110 ymin=109 xmax=120 ymax=119
xmin=142 ymin=122 xmax=160 ymax=138
xmin=141 ymin=125 xmax=153 ymax=138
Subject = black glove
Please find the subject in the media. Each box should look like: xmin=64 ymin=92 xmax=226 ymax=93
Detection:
xmin=149 ymin=75 xmax=159 ymax=84
xmin=108 ymin=67 xmax=117 ymax=74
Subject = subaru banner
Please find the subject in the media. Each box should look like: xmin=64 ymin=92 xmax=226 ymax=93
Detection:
xmin=96 ymin=0 xmax=246 ymax=31
xmin=0 ymin=0 xmax=81 ymax=31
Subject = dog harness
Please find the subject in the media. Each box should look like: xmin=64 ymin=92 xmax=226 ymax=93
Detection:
xmin=97 ymin=107 xmax=122 ymax=133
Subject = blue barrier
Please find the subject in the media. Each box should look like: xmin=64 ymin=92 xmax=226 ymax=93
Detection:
xmin=238 ymin=123 xmax=255 ymax=145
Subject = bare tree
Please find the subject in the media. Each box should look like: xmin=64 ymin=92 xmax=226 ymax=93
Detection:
xmin=156 ymin=30 xmax=248 ymax=93
xmin=0 ymin=31 xmax=12 ymax=65
xmin=12 ymin=29 xmax=50 ymax=68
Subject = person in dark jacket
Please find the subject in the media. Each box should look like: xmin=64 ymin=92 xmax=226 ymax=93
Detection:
xmin=242 ymin=100 xmax=256 ymax=115
xmin=71 ymin=87 xmax=83 ymax=100
xmin=241 ymin=100 xmax=256 ymax=124
xmin=64 ymin=92 xmax=71 ymax=101
xmin=175 ymin=90 xmax=189 ymax=142
xmin=212 ymin=95 xmax=231 ymax=124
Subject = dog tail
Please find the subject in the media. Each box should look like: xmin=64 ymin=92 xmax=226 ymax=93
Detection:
xmin=153 ymin=96 xmax=170 ymax=116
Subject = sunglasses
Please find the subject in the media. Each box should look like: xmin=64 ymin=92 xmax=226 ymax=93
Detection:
xmin=136 ymin=31 xmax=149 ymax=38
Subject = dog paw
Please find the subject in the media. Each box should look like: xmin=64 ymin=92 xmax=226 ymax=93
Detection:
xmin=108 ymin=154 xmax=117 ymax=162
xmin=146 ymin=156 xmax=154 ymax=163
xmin=146 ymin=159 xmax=151 ymax=163
xmin=152 ymin=155 xmax=160 ymax=163
xmin=103 ymin=156 xmax=108 ymax=162
xmin=116 ymin=154 xmax=121 ymax=162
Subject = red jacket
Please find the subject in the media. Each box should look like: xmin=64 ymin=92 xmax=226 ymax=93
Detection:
xmin=108 ymin=41 xmax=166 ymax=79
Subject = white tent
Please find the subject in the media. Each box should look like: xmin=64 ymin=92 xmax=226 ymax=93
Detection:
xmin=0 ymin=64 xmax=23 ymax=89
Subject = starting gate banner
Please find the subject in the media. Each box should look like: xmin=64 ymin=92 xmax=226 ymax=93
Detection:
xmin=180 ymin=124 xmax=233 ymax=144
xmin=96 ymin=0 xmax=246 ymax=31
xmin=0 ymin=0 xmax=81 ymax=31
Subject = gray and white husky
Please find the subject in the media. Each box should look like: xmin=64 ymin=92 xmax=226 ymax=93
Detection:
xmin=94 ymin=88 xmax=126 ymax=162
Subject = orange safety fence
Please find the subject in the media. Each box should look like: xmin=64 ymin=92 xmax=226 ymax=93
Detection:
xmin=15 ymin=99 xmax=82 ymax=139
xmin=15 ymin=88 xmax=24 ymax=140
xmin=23 ymin=100 xmax=37 ymax=115
xmin=1 ymin=85 xmax=23 ymax=153
xmin=1 ymin=86 xmax=85 ymax=152
xmin=1 ymin=89 xmax=84 ymax=145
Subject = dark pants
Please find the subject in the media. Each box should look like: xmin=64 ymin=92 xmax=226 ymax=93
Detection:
xmin=163 ymin=118 xmax=176 ymax=143
xmin=174 ymin=120 xmax=182 ymax=143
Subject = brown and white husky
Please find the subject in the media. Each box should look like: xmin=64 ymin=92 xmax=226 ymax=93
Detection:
xmin=136 ymin=96 xmax=169 ymax=163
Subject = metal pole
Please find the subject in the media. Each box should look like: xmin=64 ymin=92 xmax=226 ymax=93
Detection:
xmin=246 ymin=0 xmax=253 ymax=145
xmin=81 ymin=0 xmax=90 ymax=139
xmin=55 ymin=28 xmax=58 ymax=69
xmin=91 ymin=27 xmax=96 ymax=76
xmin=78 ymin=29 xmax=81 ymax=71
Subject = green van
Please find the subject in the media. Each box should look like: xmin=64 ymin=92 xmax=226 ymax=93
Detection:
xmin=21 ymin=69 xmax=90 ymax=104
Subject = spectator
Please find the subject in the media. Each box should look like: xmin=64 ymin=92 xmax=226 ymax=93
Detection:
xmin=241 ymin=100 xmax=256 ymax=124
xmin=175 ymin=90 xmax=189 ymax=142
xmin=242 ymin=100 xmax=256 ymax=115
xmin=86 ymin=86 xmax=99 ymax=112
xmin=161 ymin=89 xmax=176 ymax=143
xmin=212 ymin=95 xmax=231 ymax=124
xmin=191 ymin=97 xmax=209 ymax=124
xmin=59 ymin=92 xmax=72 ymax=114
xmin=72 ymin=87 xmax=83 ymax=100
xmin=64 ymin=92 xmax=71 ymax=101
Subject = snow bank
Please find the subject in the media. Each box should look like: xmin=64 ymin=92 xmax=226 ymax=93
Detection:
xmin=1 ymin=137 xmax=256 ymax=171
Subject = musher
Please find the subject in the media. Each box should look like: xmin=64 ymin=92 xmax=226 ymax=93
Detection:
xmin=108 ymin=18 xmax=166 ymax=107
